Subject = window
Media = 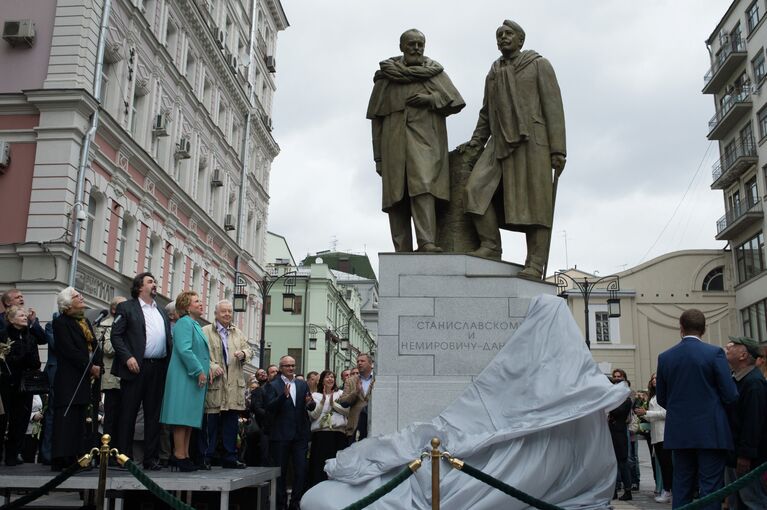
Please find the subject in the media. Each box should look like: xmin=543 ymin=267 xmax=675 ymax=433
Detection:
xmin=595 ymin=312 xmax=610 ymax=342
xmin=754 ymin=50 xmax=766 ymax=83
xmin=746 ymin=176 xmax=759 ymax=207
xmin=758 ymin=105 xmax=767 ymax=139
xmin=728 ymin=189 xmax=742 ymax=216
xmin=741 ymin=122 xmax=755 ymax=147
xmin=741 ymin=298 xmax=767 ymax=342
xmin=747 ymin=1 xmax=761 ymax=33
xmin=702 ymin=267 xmax=725 ymax=291
xmin=735 ymin=231 xmax=765 ymax=283
xmin=292 ymin=295 xmax=302 ymax=315
xmin=84 ymin=196 xmax=98 ymax=254
xmin=288 ymin=348 xmax=303 ymax=374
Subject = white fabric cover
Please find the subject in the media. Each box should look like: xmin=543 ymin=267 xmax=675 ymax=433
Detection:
xmin=302 ymin=294 xmax=629 ymax=510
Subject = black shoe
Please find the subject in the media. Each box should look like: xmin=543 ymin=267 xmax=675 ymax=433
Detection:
xmin=176 ymin=458 xmax=197 ymax=472
xmin=143 ymin=460 xmax=163 ymax=471
xmin=221 ymin=459 xmax=246 ymax=469
xmin=618 ymin=491 xmax=632 ymax=501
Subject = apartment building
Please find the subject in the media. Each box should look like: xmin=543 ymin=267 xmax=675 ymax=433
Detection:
xmin=0 ymin=0 xmax=287 ymax=342
xmin=705 ymin=0 xmax=767 ymax=343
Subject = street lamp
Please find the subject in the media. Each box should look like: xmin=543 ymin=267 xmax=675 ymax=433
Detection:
xmin=233 ymin=267 xmax=298 ymax=369
xmin=554 ymin=271 xmax=621 ymax=350
xmin=308 ymin=324 xmax=339 ymax=371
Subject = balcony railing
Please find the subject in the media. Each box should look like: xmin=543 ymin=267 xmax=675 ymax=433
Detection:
xmin=708 ymin=88 xmax=752 ymax=139
xmin=711 ymin=139 xmax=758 ymax=188
xmin=716 ymin=198 xmax=764 ymax=239
xmin=703 ymin=38 xmax=747 ymax=94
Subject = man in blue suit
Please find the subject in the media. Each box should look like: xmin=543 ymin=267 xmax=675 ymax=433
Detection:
xmin=657 ymin=309 xmax=739 ymax=510
xmin=264 ymin=355 xmax=315 ymax=510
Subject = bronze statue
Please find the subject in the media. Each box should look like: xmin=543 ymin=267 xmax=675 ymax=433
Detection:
xmin=462 ymin=20 xmax=566 ymax=279
xmin=368 ymin=29 xmax=465 ymax=252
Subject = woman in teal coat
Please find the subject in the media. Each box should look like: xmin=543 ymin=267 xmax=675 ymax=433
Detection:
xmin=160 ymin=291 xmax=210 ymax=472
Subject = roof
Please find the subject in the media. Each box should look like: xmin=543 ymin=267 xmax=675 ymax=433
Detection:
xmin=301 ymin=251 xmax=377 ymax=280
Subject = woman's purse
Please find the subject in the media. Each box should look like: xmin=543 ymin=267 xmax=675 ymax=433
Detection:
xmin=20 ymin=370 xmax=50 ymax=394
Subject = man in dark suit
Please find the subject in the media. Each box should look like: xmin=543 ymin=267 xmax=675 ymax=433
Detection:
xmin=656 ymin=309 xmax=739 ymax=510
xmin=264 ymin=355 xmax=315 ymax=510
xmin=110 ymin=273 xmax=172 ymax=470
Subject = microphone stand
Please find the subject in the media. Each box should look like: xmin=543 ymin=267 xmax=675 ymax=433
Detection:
xmin=64 ymin=320 xmax=105 ymax=418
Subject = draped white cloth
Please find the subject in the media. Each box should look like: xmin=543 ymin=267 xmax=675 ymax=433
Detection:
xmin=302 ymin=294 xmax=629 ymax=509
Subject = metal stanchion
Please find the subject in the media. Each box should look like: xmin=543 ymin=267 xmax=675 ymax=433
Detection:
xmin=430 ymin=437 xmax=441 ymax=510
xmin=77 ymin=434 xmax=114 ymax=510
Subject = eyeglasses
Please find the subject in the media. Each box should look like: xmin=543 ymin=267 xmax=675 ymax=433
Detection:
xmin=281 ymin=364 xmax=295 ymax=368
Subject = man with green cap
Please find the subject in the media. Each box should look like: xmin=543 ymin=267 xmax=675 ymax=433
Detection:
xmin=724 ymin=336 xmax=767 ymax=509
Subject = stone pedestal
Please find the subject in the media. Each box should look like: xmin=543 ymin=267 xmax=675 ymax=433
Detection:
xmin=372 ymin=253 xmax=556 ymax=436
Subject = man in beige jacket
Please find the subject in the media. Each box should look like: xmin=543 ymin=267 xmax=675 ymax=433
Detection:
xmin=338 ymin=353 xmax=375 ymax=442
xmin=201 ymin=300 xmax=253 ymax=468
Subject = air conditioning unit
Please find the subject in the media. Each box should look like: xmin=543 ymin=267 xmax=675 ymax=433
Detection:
xmin=152 ymin=113 xmax=169 ymax=136
xmin=228 ymin=54 xmax=238 ymax=71
xmin=261 ymin=113 xmax=272 ymax=131
xmin=224 ymin=213 xmax=236 ymax=231
xmin=0 ymin=141 xmax=10 ymax=172
xmin=211 ymin=168 xmax=224 ymax=187
xmin=2 ymin=20 xmax=36 ymax=48
xmin=216 ymin=28 xmax=225 ymax=48
xmin=175 ymin=137 xmax=191 ymax=159
xmin=265 ymin=55 xmax=276 ymax=73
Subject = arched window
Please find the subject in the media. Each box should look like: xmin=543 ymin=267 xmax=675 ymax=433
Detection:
xmin=702 ymin=266 xmax=725 ymax=291
xmin=84 ymin=193 xmax=106 ymax=257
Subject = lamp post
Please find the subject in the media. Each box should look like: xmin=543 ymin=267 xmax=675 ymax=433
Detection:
xmin=554 ymin=271 xmax=621 ymax=350
xmin=233 ymin=267 xmax=298 ymax=369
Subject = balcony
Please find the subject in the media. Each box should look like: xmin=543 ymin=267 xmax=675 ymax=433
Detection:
xmin=703 ymin=38 xmax=748 ymax=94
xmin=711 ymin=140 xmax=758 ymax=189
xmin=716 ymin=198 xmax=764 ymax=240
xmin=708 ymin=88 xmax=753 ymax=140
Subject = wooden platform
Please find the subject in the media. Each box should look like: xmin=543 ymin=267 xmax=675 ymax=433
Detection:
xmin=0 ymin=464 xmax=279 ymax=510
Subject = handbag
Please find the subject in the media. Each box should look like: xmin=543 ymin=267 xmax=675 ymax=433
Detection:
xmin=20 ymin=370 xmax=50 ymax=394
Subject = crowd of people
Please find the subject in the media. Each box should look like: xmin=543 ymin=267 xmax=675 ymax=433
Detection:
xmin=608 ymin=309 xmax=767 ymax=510
xmin=0 ymin=273 xmax=375 ymax=510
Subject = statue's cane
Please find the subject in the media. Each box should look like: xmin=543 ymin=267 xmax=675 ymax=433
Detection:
xmin=541 ymin=169 xmax=560 ymax=279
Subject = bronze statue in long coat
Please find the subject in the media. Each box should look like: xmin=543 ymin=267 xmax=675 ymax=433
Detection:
xmin=368 ymin=29 xmax=465 ymax=252
xmin=463 ymin=20 xmax=566 ymax=279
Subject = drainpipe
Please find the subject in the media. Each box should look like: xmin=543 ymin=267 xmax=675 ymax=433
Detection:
xmin=68 ymin=0 xmax=113 ymax=287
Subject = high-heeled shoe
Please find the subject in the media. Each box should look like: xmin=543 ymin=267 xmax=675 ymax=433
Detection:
xmin=168 ymin=454 xmax=180 ymax=472
xmin=177 ymin=457 xmax=198 ymax=472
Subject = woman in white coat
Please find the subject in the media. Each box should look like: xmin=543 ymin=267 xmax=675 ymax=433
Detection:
xmin=635 ymin=373 xmax=672 ymax=503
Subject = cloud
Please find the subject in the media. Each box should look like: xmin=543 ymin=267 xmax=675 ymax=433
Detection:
xmin=269 ymin=0 xmax=729 ymax=275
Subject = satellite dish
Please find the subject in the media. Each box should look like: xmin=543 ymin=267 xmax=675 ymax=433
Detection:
xmin=315 ymin=257 xmax=323 ymax=264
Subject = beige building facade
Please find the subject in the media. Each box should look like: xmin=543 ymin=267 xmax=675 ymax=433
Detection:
xmin=551 ymin=250 xmax=736 ymax=389
xmin=705 ymin=0 xmax=767 ymax=345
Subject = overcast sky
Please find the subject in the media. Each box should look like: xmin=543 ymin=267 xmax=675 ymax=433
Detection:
xmin=267 ymin=0 xmax=728 ymax=278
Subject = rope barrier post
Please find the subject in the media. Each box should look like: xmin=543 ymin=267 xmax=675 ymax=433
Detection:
xmin=96 ymin=434 xmax=112 ymax=510
xmin=430 ymin=437 xmax=441 ymax=510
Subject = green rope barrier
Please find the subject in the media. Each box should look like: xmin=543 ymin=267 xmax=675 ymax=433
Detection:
xmin=123 ymin=459 xmax=196 ymax=510
xmin=0 ymin=461 xmax=83 ymax=510
xmin=340 ymin=461 xmax=422 ymax=510
xmin=676 ymin=460 xmax=767 ymax=510
xmin=454 ymin=457 xmax=767 ymax=510
xmin=457 ymin=461 xmax=564 ymax=510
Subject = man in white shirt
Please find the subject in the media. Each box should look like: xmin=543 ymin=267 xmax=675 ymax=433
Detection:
xmin=110 ymin=272 xmax=172 ymax=470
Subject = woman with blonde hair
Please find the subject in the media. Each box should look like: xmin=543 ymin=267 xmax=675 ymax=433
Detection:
xmin=0 ymin=305 xmax=42 ymax=466
xmin=159 ymin=291 xmax=209 ymax=472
